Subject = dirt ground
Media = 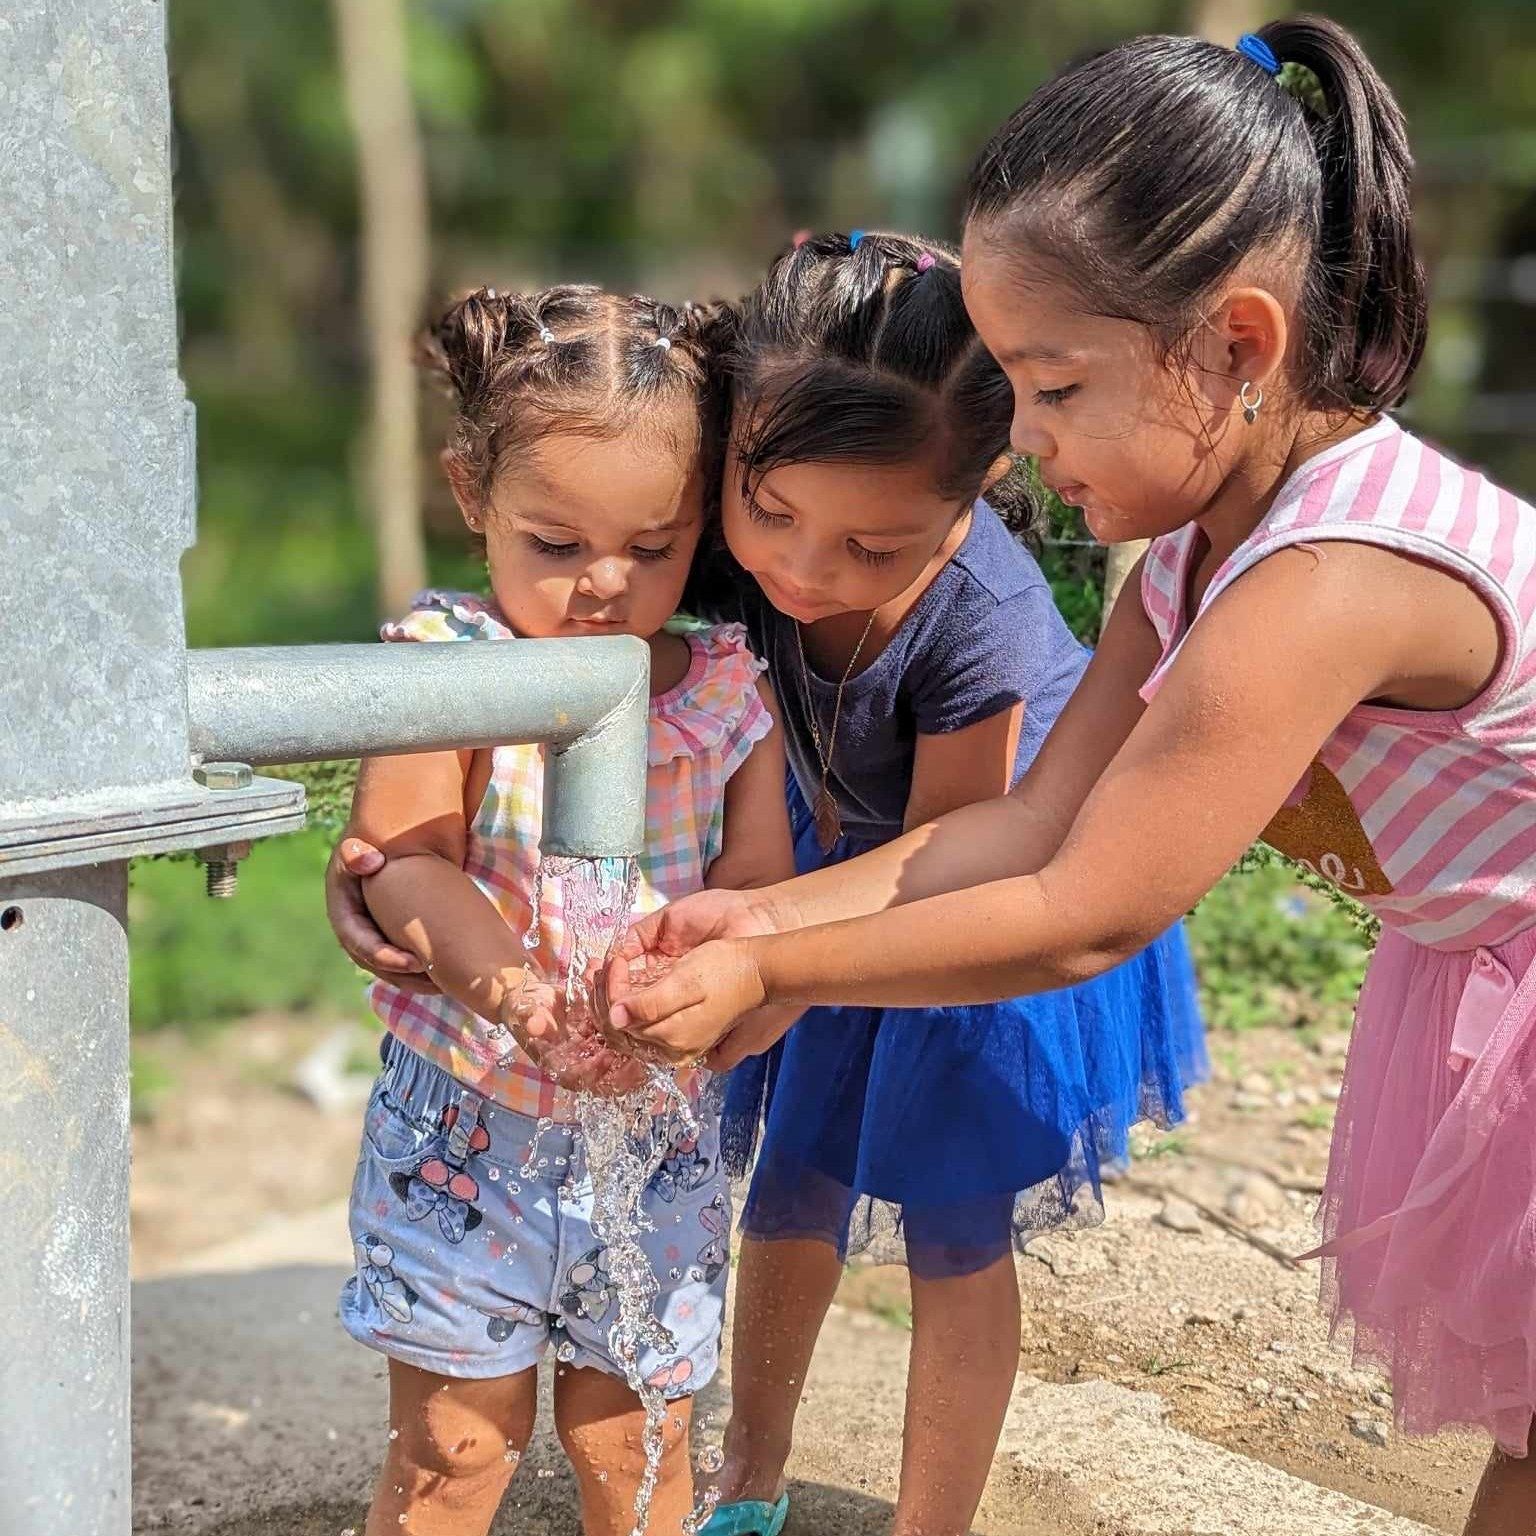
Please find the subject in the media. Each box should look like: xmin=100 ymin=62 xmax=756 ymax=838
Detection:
xmin=130 ymin=1015 xmax=1488 ymax=1534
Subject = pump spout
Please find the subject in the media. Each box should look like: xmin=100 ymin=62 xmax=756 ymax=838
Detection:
xmin=185 ymin=636 xmax=650 ymax=859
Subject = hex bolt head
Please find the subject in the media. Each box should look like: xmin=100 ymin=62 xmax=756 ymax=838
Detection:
xmin=194 ymin=761 xmax=253 ymax=791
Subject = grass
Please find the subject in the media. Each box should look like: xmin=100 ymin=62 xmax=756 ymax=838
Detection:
xmin=868 ymin=1298 xmax=914 ymax=1332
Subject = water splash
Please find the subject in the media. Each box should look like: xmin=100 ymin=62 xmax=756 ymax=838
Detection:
xmin=515 ymin=854 xmax=706 ymax=1536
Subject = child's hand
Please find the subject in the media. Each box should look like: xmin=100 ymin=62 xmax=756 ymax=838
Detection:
xmin=504 ymin=974 xmax=652 ymax=1098
xmin=607 ymin=938 xmax=769 ymax=1064
xmin=327 ymin=836 xmax=439 ymax=995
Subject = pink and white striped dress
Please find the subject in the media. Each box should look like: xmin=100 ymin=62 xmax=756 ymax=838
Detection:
xmin=1142 ymin=417 xmax=1536 ymax=1454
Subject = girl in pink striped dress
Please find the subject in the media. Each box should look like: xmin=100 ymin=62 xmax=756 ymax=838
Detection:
xmin=606 ymin=19 xmax=1536 ymax=1529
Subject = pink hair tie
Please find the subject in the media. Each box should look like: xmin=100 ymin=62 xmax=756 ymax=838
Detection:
xmin=916 ymin=253 xmax=937 ymax=272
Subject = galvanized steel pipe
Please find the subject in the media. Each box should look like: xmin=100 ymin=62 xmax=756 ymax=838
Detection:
xmin=185 ymin=637 xmax=650 ymax=858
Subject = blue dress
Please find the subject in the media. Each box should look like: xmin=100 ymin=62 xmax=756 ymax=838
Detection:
xmin=722 ymin=504 xmax=1207 ymax=1279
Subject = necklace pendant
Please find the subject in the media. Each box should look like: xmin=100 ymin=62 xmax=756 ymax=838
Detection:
xmin=812 ymin=786 xmax=842 ymax=853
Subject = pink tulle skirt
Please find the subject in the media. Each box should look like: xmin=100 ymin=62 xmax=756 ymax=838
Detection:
xmin=1318 ymin=924 xmax=1536 ymax=1455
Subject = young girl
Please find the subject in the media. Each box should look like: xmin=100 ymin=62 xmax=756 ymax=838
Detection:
xmin=333 ymin=236 xmax=1206 ymax=1536
xmin=609 ymin=20 xmax=1536 ymax=1536
xmin=337 ymin=284 xmax=793 ymax=1536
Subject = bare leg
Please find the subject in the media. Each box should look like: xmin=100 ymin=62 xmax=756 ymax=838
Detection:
xmin=555 ymin=1364 xmax=695 ymax=1536
xmin=714 ymin=1236 xmax=844 ymax=1504
xmin=1463 ymin=1422 xmax=1536 ymax=1536
xmin=893 ymin=1254 xmax=1021 ymax=1536
xmin=365 ymin=1358 xmax=537 ymax=1536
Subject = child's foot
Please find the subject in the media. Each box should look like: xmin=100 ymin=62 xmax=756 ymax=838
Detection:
xmin=709 ymin=1448 xmax=787 ymax=1508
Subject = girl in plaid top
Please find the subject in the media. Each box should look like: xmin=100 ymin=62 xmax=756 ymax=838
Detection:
xmin=337 ymin=285 xmax=792 ymax=1536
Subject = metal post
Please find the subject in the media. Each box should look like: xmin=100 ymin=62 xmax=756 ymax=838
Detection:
xmin=0 ymin=865 xmax=131 ymax=1535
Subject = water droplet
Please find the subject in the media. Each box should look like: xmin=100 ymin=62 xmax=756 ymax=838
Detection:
xmin=697 ymin=1446 xmax=724 ymax=1473
xmin=537 ymin=1467 xmax=555 ymax=1479
xmin=388 ymin=1428 xmax=399 ymax=1441
xmin=597 ymin=1470 xmax=609 ymax=1485
xmin=488 ymin=1167 xmax=500 ymax=1181
xmin=398 ymin=1517 xmax=409 ymax=1527
xmin=556 ymin=1339 xmax=576 ymax=1363
xmin=669 ymin=1268 xmax=682 ymax=1280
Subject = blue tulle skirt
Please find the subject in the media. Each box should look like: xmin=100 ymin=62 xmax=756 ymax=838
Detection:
xmin=722 ymin=781 xmax=1208 ymax=1278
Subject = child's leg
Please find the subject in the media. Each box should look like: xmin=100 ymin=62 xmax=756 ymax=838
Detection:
xmin=1463 ymin=1423 xmax=1536 ymax=1536
xmin=366 ymin=1359 xmax=537 ymax=1536
xmin=715 ymin=1235 xmax=844 ymax=1503
xmin=555 ymin=1365 xmax=694 ymax=1536
xmin=895 ymin=1253 xmax=1021 ymax=1536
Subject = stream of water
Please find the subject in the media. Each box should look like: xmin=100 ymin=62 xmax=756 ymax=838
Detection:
xmin=512 ymin=855 xmax=719 ymax=1536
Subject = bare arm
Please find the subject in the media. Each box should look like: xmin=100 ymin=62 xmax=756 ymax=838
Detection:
xmin=704 ymin=678 xmax=797 ymax=892
xmin=754 ymin=562 xmax=1162 ymax=929
xmin=352 ymin=749 xmax=539 ymax=1028
xmin=614 ymin=543 xmax=1495 ymax=1050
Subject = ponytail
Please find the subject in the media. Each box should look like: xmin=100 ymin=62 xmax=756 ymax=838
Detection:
xmin=1258 ymin=16 xmax=1425 ymax=408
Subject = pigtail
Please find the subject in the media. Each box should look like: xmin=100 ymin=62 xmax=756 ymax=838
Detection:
xmin=1261 ymin=15 xmax=1426 ymax=410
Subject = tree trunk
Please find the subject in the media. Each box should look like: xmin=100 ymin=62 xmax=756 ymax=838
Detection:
xmin=331 ymin=0 xmax=429 ymax=618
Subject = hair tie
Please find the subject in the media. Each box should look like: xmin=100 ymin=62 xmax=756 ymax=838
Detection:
xmin=655 ymin=336 xmax=672 ymax=351
xmin=1235 ymin=33 xmax=1280 ymax=76
xmin=915 ymin=253 xmax=937 ymax=272
xmin=538 ymin=326 xmax=555 ymax=344
xmin=849 ymin=229 xmax=865 ymax=251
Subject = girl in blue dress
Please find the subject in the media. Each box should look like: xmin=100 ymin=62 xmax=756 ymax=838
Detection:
xmin=642 ymin=232 xmax=1205 ymax=1536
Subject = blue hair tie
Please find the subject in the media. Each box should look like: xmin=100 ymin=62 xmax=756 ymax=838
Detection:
xmin=1235 ymin=32 xmax=1280 ymax=76
xmin=849 ymin=229 xmax=865 ymax=250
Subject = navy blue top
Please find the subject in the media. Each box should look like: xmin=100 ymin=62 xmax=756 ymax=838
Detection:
xmin=740 ymin=501 xmax=1090 ymax=843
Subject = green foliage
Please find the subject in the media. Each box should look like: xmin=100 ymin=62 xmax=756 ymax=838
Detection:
xmin=263 ymin=761 xmax=360 ymax=842
xmin=128 ymin=828 xmax=365 ymax=1031
xmin=1186 ymin=860 xmax=1371 ymax=1033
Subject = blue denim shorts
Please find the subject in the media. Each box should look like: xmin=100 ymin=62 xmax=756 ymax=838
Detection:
xmin=340 ymin=1036 xmax=729 ymax=1394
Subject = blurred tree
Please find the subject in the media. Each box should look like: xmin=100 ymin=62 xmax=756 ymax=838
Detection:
xmin=332 ymin=0 xmax=431 ymax=616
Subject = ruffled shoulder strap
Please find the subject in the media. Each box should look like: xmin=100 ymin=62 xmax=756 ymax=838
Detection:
xmin=380 ymin=589 xmax=517 ymax=644
xmin=649 ymin=621 xmax=771 ymax=775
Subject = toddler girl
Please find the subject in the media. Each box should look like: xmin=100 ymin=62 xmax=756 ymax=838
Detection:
xmin=339 ymin=284 xmax=793 ymax=1536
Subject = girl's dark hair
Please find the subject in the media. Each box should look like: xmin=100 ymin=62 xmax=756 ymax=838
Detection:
xmin=728 ymin=231 xmax=1040 ymax=537
xmin=422 ymin=283 xmax=733 ymax=513
xmin=964 ymin=15 xmax=1426 ymax=414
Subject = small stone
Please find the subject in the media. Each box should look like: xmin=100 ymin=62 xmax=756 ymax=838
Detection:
xmin=1350 ymin=1415 xmax=1391 ymax=1448
xmin=1273 ymin=1089 xmax=1297 ymax=1109
xmin=1315 ymin=1032 xmax=1351 ymax=1061
xmin=1232 ymin=1092 xmax=1270 ymax=1112
xmin=1267 ymin=1339 xmax=1296 ymax=1355
xmin=1106 ymin=1353 xmax=1126 ymax=1366
xmin=1239 ymin=1072 xmax=1271 ymax=1095
xmin=1246 ymin=1377 xmax=1273 ymax=1397
xmin=1168 ymin=1300 xmax=1189 ymax=1318
xmin=1295 ymin=1085 xmax=1320 ymax=1106
xmin=1370 ymin=1389 xmax=1393 ymax=1411
xmin=1157 ymin=1198 xmax=1203 ymax=1234
xmin=1321 ymin=1082 xmax=1343 ymax=1102
xmin=1184 ymin=1309 xmax=1223 ymax=1326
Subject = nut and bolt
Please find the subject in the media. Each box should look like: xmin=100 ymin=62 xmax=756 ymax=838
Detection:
xmin=196 ymin=841 xmax=252 ymax=899
xmin=194 ymin=761 xmax=253 ymax=791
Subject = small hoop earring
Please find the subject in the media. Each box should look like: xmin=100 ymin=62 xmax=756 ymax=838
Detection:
xmin=1239 ymin=380 xmax=1264 ymax=425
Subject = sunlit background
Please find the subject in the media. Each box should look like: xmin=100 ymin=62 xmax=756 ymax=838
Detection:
xmin=133 ymin=0 xmax=1534 ymax=1093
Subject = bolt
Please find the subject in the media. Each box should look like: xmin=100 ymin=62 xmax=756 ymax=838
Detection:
xmin=194 ymin=761 xmax=253 ymax=791
xmin=196 ymin=841 xmax=252 ymax=900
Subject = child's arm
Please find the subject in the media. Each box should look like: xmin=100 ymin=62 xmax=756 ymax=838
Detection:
xmin=902 ymin=704 xmax=1025 ymax=831
xmin=704 ymin=678 xmax=797 ymax=892
xmin=615 ymin=542 xmax=1481 ymax=1050
xmin=351 ymin=748 xmax=546 ymax=1030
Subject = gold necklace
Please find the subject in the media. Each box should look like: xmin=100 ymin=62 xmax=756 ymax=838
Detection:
xmin=794 ymin=608 xmax=879 ymax=852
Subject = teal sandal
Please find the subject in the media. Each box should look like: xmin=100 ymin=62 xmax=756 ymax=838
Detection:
xmin=699 ymin=1492 xmax=790 ymax=1536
